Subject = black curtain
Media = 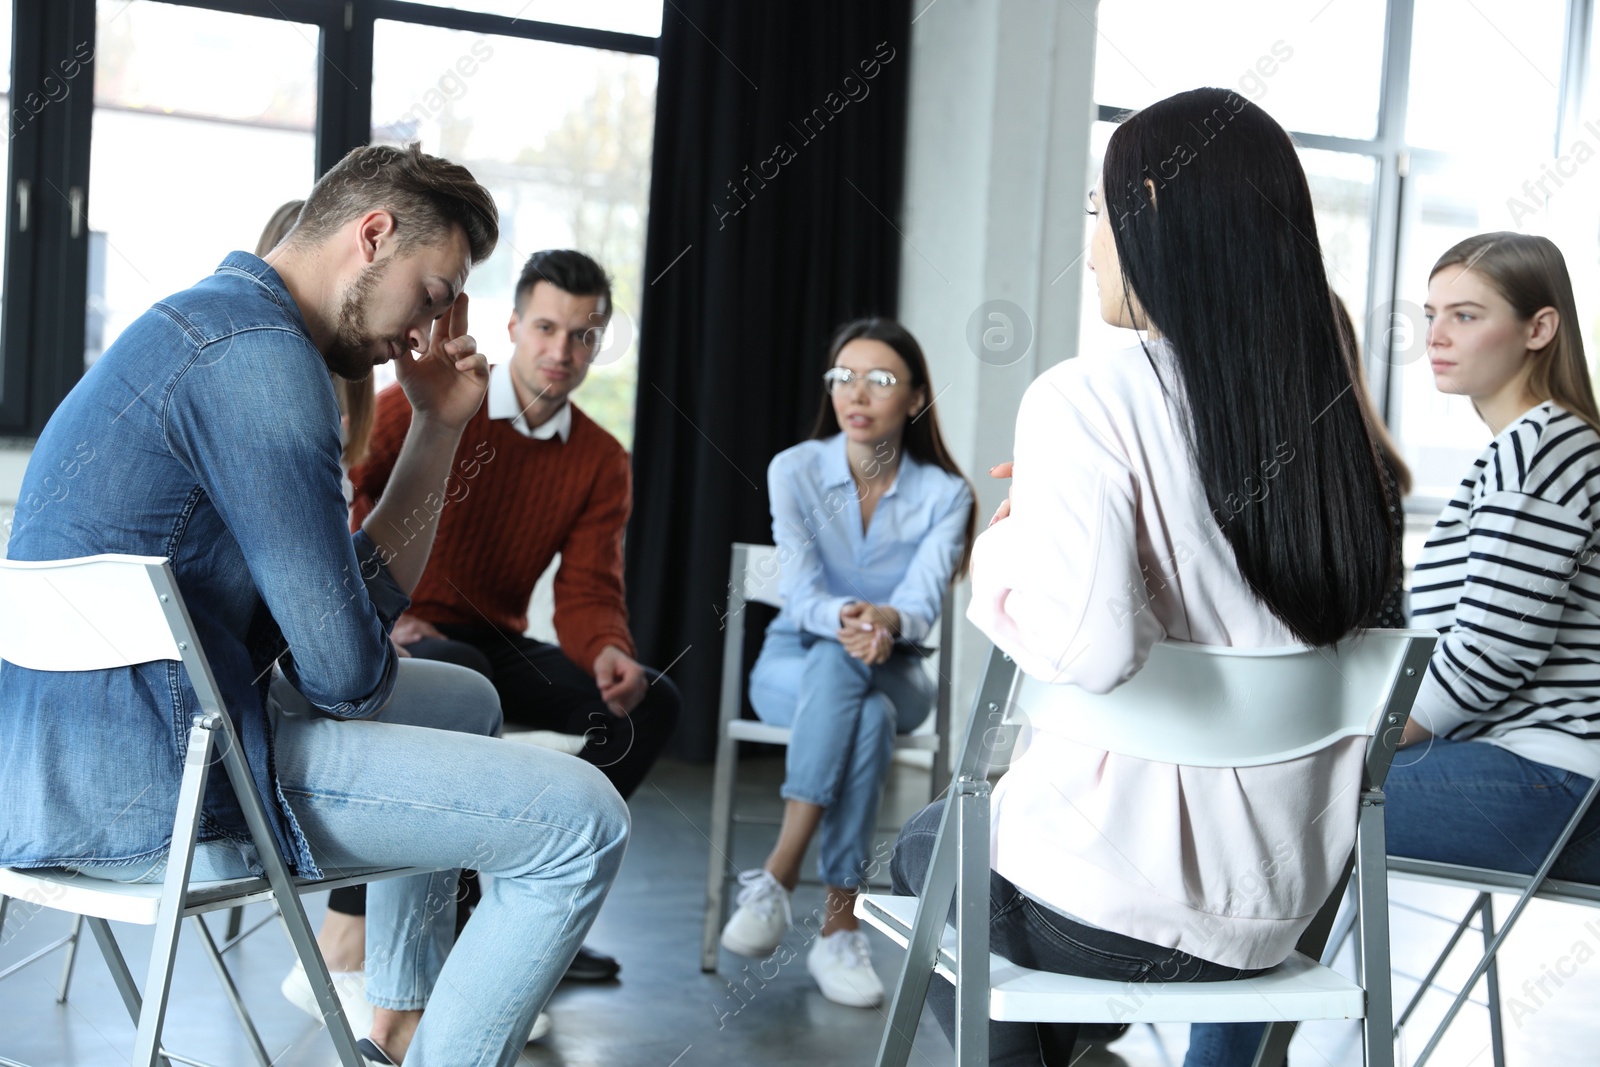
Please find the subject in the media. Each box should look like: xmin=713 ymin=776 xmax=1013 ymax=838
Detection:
xmin=626 ymin=0 xmax=913 ymax=761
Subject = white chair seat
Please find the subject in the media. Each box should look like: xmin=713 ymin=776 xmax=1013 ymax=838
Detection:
xmin=0 ymin=867 xmax=176 ymax=925
xmin=501 ymin=727 xmax=588 ymax=756
xmin=0 ymin=864 xmax=427 ymax=926
xmin=726 ymin=719 xmax=940 ymax=750
xmin=857 ymin=894 xmax=1365 ymax=1024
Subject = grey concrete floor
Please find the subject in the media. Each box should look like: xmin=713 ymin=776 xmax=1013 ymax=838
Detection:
xmin=3 ymin=754 xmax=1599 ymax=1066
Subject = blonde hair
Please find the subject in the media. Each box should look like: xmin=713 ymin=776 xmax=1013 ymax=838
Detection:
xmin=255 ymin=199 xmax=376 ymax=469
xmin=1430 ymin=232 xmax=1600 ymax=432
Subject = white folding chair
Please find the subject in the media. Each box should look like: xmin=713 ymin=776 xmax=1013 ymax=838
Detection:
xmin=699 ymin=542 xmax=956 ymax=972
xmin=861 ymin=631 xmax=1437 ymax=1067
xmin=1381 ymin=779 xmax=1600 ymax=1067
xmin=0 ymin=554 xmax=440 ymax=1067
xmin=501 ymin=729 xmax=588 ymax=754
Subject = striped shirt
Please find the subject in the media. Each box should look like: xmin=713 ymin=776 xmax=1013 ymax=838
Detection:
xmin=1409 ymin=401 xmax=1600 ymax=778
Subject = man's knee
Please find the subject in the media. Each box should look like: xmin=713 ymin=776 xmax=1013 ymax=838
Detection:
xmin=570 ymin=759 xmax=631 ymax=864
xmin=407 ymin=636 xmax=494 ymax=679
xmin=434 ymin=662 xmax=504 ymax=737
xmin=389 ymin=659 xmax=504 ymax=736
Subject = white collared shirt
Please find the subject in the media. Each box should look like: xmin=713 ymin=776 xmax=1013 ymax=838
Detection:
xmin=488 ymin=360 xmax=571 ymax=442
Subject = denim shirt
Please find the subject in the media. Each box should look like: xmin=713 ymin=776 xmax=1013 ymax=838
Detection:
xmin=766 ymin=434 xmax=971 ymax=643
xmin=0 ymin=253 xmax=408 ymax=876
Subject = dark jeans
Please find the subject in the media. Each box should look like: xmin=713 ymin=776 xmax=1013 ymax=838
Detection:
xmin=1186 ymin=738 xmax=1600 ymax=1066
xmin=411 ymin=624 xmax=680 ymax=801
xmin=327 ymin=624 xmax=680 ymax=919
xmin=891 ymin=802 xmax=1260 ymax=1066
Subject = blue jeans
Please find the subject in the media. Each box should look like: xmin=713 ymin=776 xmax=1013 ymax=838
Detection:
xmin=73 ymin=659 xmax=629 ymax=1067
xmin=749 ymin=628 xmax=933 ymax=888
xmin=1185 ymin=737 xmax=1600 ymax=1066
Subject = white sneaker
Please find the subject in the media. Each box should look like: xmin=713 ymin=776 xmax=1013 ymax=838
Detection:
xmin=806 ymin=929 xmax=884 ymax=1008
xmin=720 ymin=869 xmax=792 ymax=957
xmin=284 ymin=961 xmax=550 ymax=1045
xmin=281 ymin=960 xmax=375 ymax=1037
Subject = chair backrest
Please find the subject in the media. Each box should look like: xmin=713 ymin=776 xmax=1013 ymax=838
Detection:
xmin=0 ymin=553 xmax=382 ymax=1063
xmin=0 ymin=554 xmax=182 ymax=671
xmin=1009 ymin=630 xmax=1437 ymax=767
xmin=0 ymin=553 xmax=230 ymax=722
xmin=736 ymin=543 xmax=785 ymax=610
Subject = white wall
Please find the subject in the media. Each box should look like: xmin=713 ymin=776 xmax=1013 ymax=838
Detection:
xmin=0 ymin=441 xmax=28 ymax=557
xmin=899 ymin=0 xmax=1100 ymax=739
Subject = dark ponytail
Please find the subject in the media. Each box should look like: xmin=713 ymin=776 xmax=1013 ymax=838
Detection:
xmin=1102 ymin=88 xmax=1395 ymax=645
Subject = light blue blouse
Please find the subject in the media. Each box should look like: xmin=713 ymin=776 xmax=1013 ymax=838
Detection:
xmin=766 ymin=434 xmax=972 ymax=643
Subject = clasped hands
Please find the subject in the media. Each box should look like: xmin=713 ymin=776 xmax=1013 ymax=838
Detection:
xmin=837 ymin=602 xmax=901 ymax=666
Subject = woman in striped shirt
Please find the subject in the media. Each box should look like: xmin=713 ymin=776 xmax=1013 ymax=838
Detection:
xmin=1190 ymin=233 xmax=1600 ymax=1065
xmin=1393 ymin=232 xmax=1600 ymax=880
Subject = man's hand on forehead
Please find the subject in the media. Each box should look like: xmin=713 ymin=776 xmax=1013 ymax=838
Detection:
xmin=424 ymin=292 xmax=475 ymax=369
xmin=396 ymin=291 xmax=488 ymax=430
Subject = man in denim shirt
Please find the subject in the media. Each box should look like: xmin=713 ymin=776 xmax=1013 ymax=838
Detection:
xmin=0 ymin=143 xmax=628 ymax=1066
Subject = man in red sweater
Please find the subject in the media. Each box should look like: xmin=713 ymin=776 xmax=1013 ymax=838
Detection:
xmin=343 ymin=249 xmax=680 ymax=982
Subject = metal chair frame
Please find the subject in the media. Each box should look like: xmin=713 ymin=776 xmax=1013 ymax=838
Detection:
xmin=0 ymin=896 xmax=273 ymax=1036
xmin=1374 ymin=775 xmax=1600 ymax=1066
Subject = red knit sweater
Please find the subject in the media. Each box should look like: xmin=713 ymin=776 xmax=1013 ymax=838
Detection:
xmin=349 ymin=384 xmax=636 ymax=671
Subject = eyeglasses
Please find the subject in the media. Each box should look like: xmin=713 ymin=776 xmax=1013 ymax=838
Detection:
xmin=823 ymin=367 xmax=899 ymax=396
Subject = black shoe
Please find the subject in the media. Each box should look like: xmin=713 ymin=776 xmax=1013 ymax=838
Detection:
xmin=356 ymin=1038 xmax=398 ymax=1066
xmin=563 ymin=943 xmax=621 ymax=982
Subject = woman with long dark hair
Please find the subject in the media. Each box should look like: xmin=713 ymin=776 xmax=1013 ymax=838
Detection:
xmin=1193 ymin=233 xmax=1600 ymax=1064
xmin=889 ymin=87 xmax=1399 ymax=1064
xmin=719 ymin=317 xmax=976 ymax=1007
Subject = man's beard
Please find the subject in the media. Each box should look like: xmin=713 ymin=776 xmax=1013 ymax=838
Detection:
xmin=324 ymin=257 xmax=397 ymax=381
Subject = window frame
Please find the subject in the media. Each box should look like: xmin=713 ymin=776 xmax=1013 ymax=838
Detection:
xmin=1089 ymin=0 xmax=1596 ymax=518
xmin=0 ymin=0 xmax=659 ymax=438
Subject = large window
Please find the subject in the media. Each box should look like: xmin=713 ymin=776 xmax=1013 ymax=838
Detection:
xmin=436 ymin=0 xmax=661 ymax=38
xmin=86 ymin=1 xmax=317 ymax=368
xmin=0 ymin=0 xmax=659 ymax=442
xmin=1084 ymin=0 xmax=1595 ymax=516
xmin=369 ymin=20 xmax=655 ymax=447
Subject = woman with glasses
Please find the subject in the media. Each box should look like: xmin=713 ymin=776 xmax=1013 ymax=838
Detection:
xmin=719 ymin=317 xmax=976 ymax=1008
